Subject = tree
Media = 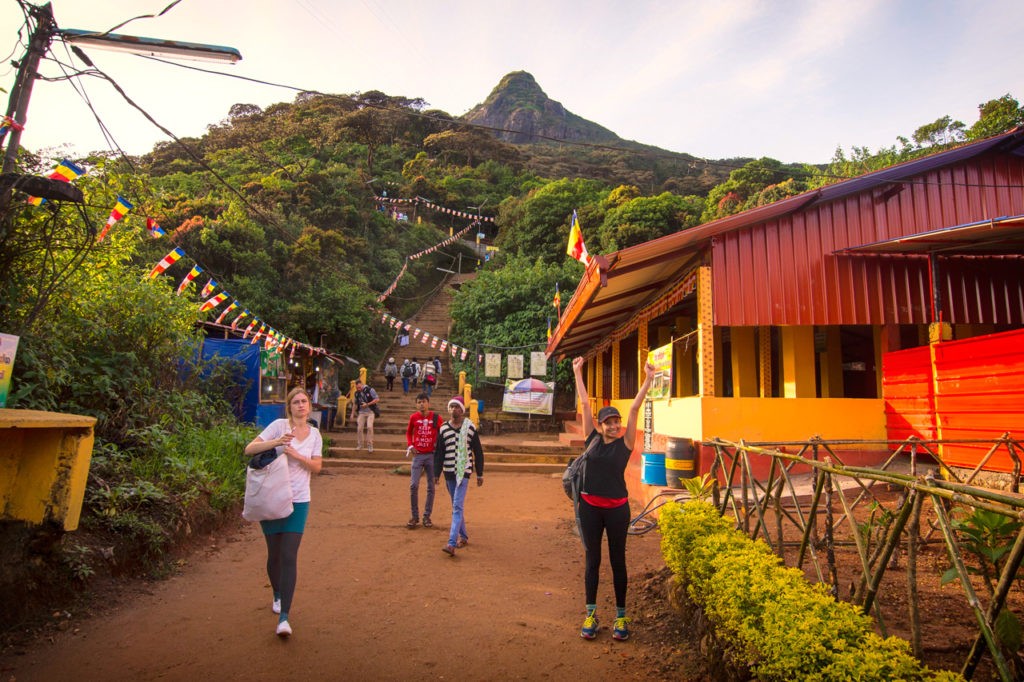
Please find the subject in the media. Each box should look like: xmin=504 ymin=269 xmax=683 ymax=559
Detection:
xmin=912 ymin=115 xmax=966 ymax=147
xmin=966 ymin=94 xmax=1024 ymax=140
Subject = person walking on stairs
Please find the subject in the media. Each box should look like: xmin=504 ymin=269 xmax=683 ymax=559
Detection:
xmin=571 ymin=355 xmax=655 ymax=642
xmin=433 ymin=395 xmax=484 ymax=557
xmin=401 ymin=359 xmax=414 ymax=394
xmin=350 ymin=379 xmax=380 ymax=453
xmin=405 ymin=393 xmax=441 ymax=529
xmin=384 ymin=357 xmax=399 ymax=392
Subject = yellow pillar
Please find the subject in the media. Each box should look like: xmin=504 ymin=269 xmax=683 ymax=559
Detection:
xmin=730 ymin=327 xmax=758 ymax=397
xmin=929 ymin=321 xmax=952 ymax=475
xmin=780 ymin=326 xmax=815 ymax=398
xmin=697 ymin=266 xmax=715 ymax=397
xmin=675 ymin=316 xmax=693 ymax=397
xmin=358 ymin=366 xmax=367 ymax=383
xmin=458 ymin=370 xmax=466 ymax=394
xmin=611 ymin=341 xmax=621 ymax=399
xmin=594 ymin=350 xmax=604 ymax=402
xmin=819 ymin=327 xmax=845 ymax=398
xmin=463 ymin=383 xmax=479 ymax=424
xmin=758 ymin=326 xmax=772 ymax=398
xmin=637 ymin=322 xmax=648 ymax=375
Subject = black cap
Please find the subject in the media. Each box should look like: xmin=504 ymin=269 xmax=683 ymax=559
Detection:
xmin=597 ymin=406 xmax=621 ymax=423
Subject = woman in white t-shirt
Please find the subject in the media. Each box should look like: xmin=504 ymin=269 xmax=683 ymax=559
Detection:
xmin=243 ymin=387 xmax=323 ymax=638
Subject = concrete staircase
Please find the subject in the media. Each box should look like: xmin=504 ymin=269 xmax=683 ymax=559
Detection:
xmin=322 ymin=273 xmax=579 ymax=474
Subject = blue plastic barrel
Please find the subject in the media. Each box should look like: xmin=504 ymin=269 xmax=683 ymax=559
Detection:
xmin=641 ymin=452 xmax=667 ymax=486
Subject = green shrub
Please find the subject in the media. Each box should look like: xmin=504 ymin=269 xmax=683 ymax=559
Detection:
xmin=659 ymin=500 xmax=962 ymax=681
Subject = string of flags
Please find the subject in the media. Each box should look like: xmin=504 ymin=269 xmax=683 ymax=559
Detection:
xmin=376 ymin=221 xmax=478 ymax=302
xmin=380 ymin=312 xmax=481 ymax=364
xmin=144 ymin=245 xmax=330 ymax=360
xmin=23 ymin=158 xmax=168 ymax=243
xmin=374 ymin=195 xmax=495 ymax=223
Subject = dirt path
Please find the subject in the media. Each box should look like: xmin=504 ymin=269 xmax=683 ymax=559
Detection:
xmin=4 ymin=467 xmax=690 ymax=681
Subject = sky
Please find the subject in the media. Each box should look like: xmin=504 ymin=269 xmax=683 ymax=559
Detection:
xmin=3 ymin=0 xmax=1024 ymax=165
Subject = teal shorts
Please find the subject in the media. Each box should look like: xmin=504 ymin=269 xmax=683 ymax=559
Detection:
xmin=260 ymin=501 xmax=309 ymax=535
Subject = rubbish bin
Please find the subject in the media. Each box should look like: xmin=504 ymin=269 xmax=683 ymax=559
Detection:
xmin=665 ymin=437 xmax=696 ymax=488
xmin=641 ymin=453 xmax=667 ymax=486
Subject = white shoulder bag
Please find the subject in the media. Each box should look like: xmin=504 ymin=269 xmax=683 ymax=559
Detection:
xmin=242 ymin=451 xmax=293 ymax=522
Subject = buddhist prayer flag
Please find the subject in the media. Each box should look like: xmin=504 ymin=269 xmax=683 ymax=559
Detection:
xmin=96 ymin=196 xmax=133 ymax=242
xmin=552 ymin=282 xmax=561 ymax=313
xmin=243 ymin=318 xmax=258 ymax=339
xmin=0 ymin=115 xmax=24 ymax=143
xmin=145 ymin=217 xmax=165 ymax=238
xmin=232 ymin=309 xmax=250 ymax=331
xmin=200 ymin=278 xmax=217 ymax=298
xmin=547 ymin=316 xmax=552 ymax=340
xmin=215 ymin=302 xmax=238 ymax=324
xmin=147 ymin=247 xmax=185 ymax=279
xmin=439 ymin=340 xmax=447 ymax=352
xmin=199 ymin=292 xmax=228 ymax=312
xmin=176 ymin=264 xmax=203 ymax=295
xmin=566 ymin=210 xmax=591 ymax=266
xmin=461 ymin=348 xmax=468 ymax=361
xmin=27 ymin=159 xmax=84 ymax=205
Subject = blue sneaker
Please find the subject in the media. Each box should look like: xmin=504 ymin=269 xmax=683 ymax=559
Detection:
xmin=580 ymin=613 xmax=599 ymax=639
xmin=612 ymin=616 xmax=631 ymax=641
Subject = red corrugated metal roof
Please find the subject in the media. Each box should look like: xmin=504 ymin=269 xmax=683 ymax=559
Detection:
xmin=548 ymin=127 xmax=1024 ymax=358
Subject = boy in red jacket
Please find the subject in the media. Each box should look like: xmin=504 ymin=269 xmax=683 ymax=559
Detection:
xmin=405 ymin=393 xmax=440 ymax=529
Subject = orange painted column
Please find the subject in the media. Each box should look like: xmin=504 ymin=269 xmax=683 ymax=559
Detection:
xmin=781 ymin=326 xmax=815 ymax=398
xmin=730 ymin=326 xmax=758 ymax=397
xmin=758 ymin=326 xmax=773 ymax=397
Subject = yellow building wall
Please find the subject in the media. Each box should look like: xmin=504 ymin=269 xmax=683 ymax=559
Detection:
xmin=641 ymin=396 xmax=888 ymax=444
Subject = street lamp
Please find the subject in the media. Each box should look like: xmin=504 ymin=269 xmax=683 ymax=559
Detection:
xmin=2 ymin=3 xmax=242 ymax=176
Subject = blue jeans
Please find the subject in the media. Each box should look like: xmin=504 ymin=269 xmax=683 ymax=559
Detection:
xmin=410 ymin=454 xmax=435 ymax=519
xmin=402 ymin=377 xmax=410 ymax=394
xmin=443 ymin=475 xmax=470 ymax=548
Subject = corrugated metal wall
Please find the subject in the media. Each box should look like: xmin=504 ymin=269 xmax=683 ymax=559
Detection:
xmin=881 ymin=329 xmax=1024 ymax=473
xmin=712 ymin=152 xmax=1024 ymax=326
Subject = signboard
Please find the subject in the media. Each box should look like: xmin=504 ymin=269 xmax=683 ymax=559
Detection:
xmin=530 ymin=351 xmax=547 ymax=377
xmin=501 ymin=378 xmax=554 ymax=415
xmin=485 ymin=353 xmax=502 ymax=377
xmin=507 ymin=354 xmax=524 ymax=379
xmin=0 ymin=333 xmax=19 ymax=407
xmin=647 ymin=342 xmax=673 ymax=400
xmin=643 ymin=398 xmax=653 ymax=452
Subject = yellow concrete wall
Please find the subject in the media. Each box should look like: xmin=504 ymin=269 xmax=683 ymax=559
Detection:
xmin=643 ymin=396 xmax=887 ymax=443
xmin=0 ymin=409 xmax=96 ymax=530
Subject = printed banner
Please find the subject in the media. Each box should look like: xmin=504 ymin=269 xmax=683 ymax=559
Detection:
xmin=501 ymin=378 xmax=554 ymax=415
xmin=506 ymin=354 xmax=524 ymax=379
xmin=647 ymin=342 xmax=673 ymax=401
xmin=0 ymin=333 xmax=19 ymax=407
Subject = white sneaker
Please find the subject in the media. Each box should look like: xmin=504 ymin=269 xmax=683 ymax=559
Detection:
xmin=276 ymin=620 xmax=292 ymax=637
xmin=368 ymin=445 xmax=374 ymax=453
xmin=272 ymin=598 xmax=281 ymax=614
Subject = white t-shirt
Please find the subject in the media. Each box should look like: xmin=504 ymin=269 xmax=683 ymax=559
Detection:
xmin=257 ymin=419 xmax=322 ymax=503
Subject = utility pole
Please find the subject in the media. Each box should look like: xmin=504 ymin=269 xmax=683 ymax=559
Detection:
xmin=2 ymin=3 xmax=54 ymax=175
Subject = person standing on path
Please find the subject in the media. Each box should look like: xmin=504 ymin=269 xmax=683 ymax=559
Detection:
xmin=433 ymin=395 xmax=484 ymax=556
xmin=350 ymin=379 xmax=380 ymax=453
xmin=405 ymin=392 xmax=441 ymax=529
xmin=242 ymin=387 xmax=323 ymax=638
xmin=571 ymin=355 xmax=654 ymax=642
xmin=383 ymin=357 xmax=399 ymax=392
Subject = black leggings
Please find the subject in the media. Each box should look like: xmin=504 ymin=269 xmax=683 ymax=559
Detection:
xmin=265 ymin=532 xmax=303 ymax=615
xmin=578 ymin=499 xmax=630 ymax=608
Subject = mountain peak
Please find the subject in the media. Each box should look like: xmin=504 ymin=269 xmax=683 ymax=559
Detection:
xmin=463 ymin=71 xmax=621 ymax=145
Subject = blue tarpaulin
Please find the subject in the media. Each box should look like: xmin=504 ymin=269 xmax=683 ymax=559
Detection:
xmin=200 ymin=338 xmax=260 ymax=424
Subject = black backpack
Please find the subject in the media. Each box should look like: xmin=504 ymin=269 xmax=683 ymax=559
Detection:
xmin=402 ymin=364 xmax=415 ymax=378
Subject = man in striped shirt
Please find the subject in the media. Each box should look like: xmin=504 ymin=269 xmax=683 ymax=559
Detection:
xmin=433 ymin=395 xmax=485 ymax=556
